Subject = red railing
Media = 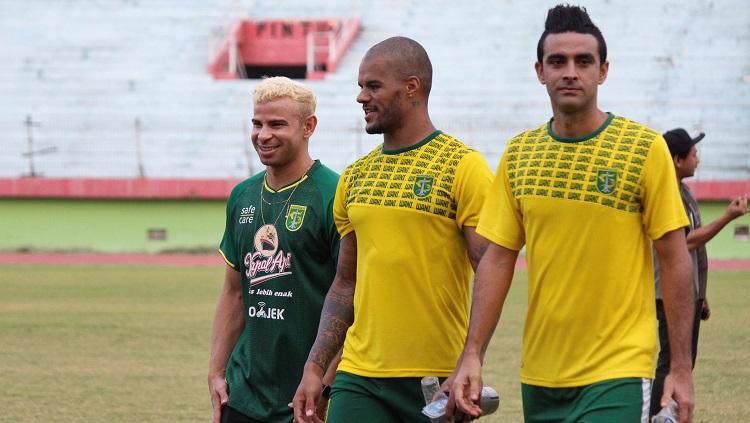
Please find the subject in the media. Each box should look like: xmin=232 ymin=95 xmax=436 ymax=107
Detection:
xmin=1 ymin=178 xmax=746 ymax=200
xmin=207 ymin=17 xmax=360 ymax=80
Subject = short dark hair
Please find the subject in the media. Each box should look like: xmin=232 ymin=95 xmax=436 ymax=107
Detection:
xmin=536 ymin=4 xmax=607 ymax=63
xmin=364 ymin=36 xmax=433 ymax=97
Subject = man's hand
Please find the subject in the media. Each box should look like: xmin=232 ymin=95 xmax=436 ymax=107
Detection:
xmin=446 ymin=353 xmax=484 ymax=420
xmin=208 ymin=373 xmax=229 ymax=423
xmin=292 ymin=365 xmax=325 ymax=423
xmin=700 ymin=298 xmax=711 ymax=321
xmin=315 ymin=394 xmax=329 ymax=421
xmin=726 ymin=194 xmax=748 ymax=219
xmin=661 ymin=368 xmax=694 ymax=423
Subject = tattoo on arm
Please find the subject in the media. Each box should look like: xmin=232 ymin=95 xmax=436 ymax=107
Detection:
xmin=307 ymin=233 xmax=357 ymax=372
xmin=308 ymin=284 xmax=354 ymax=371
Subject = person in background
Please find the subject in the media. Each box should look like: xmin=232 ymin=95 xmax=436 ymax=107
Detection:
xmin=650 ymin=127 xmax=749 ymax=417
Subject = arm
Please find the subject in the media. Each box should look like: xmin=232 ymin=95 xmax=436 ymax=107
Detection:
xmin=321 ymin=349 xmax=342 ymax=386
xmin=685 ymin=195 xmax=748 ymax=251
xmin=313 ymin=349 xmax=343 ymax=420
xmin=208 ymin=266 xmax=245 ymax=423
xmin=446 ymin=243 xmax=519 ymax=419
xmin=654 ymin=228 xmax=695 ymax=423
xmin=293 ymin=232 xmax=357 ymax=423
xmin=463 ymin=226 xmax=490 ymax=271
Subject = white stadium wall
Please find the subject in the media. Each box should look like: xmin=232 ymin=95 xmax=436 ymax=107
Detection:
xmin=0 ymin=0 xmax=747 ymax=180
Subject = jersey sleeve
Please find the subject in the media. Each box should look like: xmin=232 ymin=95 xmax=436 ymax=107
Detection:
xmin=454 ymin=151 xmax=493 ymax=228
xmin=641 ymin=136 xmax=689 ymax=240
xmin=333 ymin=172 xmax=353 ymax=238
xmin=324 ymin=179 xmax=341 ymax=265
xmin=476 ymin=150 xmax=525 ymax=251
xmin=219 ymin=189 xmax=239 ymax=269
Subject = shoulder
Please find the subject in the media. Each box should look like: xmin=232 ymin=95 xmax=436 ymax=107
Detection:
xmin=505 ymin=122 xmax=548 ymax=153
xmin=228 ymin=172 xmax=264 ymax=201
xmin=340 ymin=145 xmax=382 ymax=180
xmin=680 ymin=182 xmax=696 ymax=200
xmin=308 ymin=162 xmax=340 ymax=198
xmin=608 ymin=115 xmax=661 ymax=145
xmin=432 ymin=132 xmax=476 ymax=160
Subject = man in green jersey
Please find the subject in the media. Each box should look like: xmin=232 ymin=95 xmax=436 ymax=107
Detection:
xmin=209 ymin=77 xmax=340 ymax=423
xmin=292 ymin=36 xmax=492 ymax=423
xmin=448 ymin=5 xmax=696 ymax=423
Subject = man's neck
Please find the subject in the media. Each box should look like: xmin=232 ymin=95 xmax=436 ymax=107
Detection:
xmin=265 ymin=157 xmax=314 ymax=190
xmin=382 ymin=116 xmax=436 ymax=151
xmin=551 ymin=108 xmax=608 ymax=139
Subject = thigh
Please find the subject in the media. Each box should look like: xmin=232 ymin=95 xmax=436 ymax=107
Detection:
xmin=522 ymin=383 xmax=580 ymax=423
xmin=651 ymin=300 xmax=669 ymax=416
xmin=220 ymin=406 xmax=266 ymax=423
xmin=326 ymin=372 xmax=399 ymax=423
xmin=379 ymin=377 xmax=431 ymax=423
xmin=655 ymin=300 xmax=670 ymax=372
xmin=574 ymin=378 xmax=650 ymax=423
xmin=691 ymin=300 xmax=702 ymax=366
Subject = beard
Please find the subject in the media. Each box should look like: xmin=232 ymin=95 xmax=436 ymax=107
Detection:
xmin=365 ymin=92 xmax=404 ymax=134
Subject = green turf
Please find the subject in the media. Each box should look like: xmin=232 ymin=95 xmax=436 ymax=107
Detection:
xmin=0 ymin=265 xmax=747 ymax=422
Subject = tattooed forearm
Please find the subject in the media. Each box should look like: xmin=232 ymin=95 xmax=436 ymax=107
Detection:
xmin=307 ymin=232 xmax=358 ymax=372
xmin=308 ymin=282 xmax=355 ymax=371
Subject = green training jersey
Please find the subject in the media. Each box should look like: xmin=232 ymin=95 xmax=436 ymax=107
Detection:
xmin=219 ymin=160 xmax=339 ymax=422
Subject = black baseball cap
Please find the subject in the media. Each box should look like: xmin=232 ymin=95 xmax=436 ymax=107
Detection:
xmin=663 ymin=128 xmax=705 ymax=156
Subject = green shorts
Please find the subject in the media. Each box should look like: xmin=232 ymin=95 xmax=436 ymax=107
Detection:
xmin=522 ymin=378 xmax=650 ymax=423
xmin=326 ymin=371 xmax=431 ymax=423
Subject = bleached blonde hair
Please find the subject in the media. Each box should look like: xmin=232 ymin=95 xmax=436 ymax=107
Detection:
xmin=253 ymin=76 xmax=317 ymax=119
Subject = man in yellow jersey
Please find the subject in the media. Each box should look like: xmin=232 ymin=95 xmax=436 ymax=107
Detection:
xmin=448 ymin=5 xmax=696 ymax=423
xmin=291 ymin=36 xmax=492 ymax=423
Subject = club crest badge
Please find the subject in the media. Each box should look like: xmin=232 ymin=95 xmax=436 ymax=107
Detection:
xmin=596 ymin=168 xmax=618 ymax=195
xmin=413 ymin=175 xmax=434 ymax=198
xmin=253 ymin=224 xmax=279 ymax=257
xmin=285 ymin=204 xmax=307 ymax=232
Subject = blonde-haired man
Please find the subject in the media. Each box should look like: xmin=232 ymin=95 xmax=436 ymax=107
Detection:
xmin=253 ymin=76 xmax=316 ymax=119
xmin=209 ymin=76 xmax=340 ymax=423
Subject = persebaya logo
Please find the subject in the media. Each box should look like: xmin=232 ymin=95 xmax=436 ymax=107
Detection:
xmin=285 ymin=204 xmax=307 ymax=231
xmin=413 ymin=175 xmax=434 ymax=198
xmin=596 ymin=168 xmax=618 ymax=195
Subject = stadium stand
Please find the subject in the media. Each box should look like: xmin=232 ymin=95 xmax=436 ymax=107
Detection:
xmin=0 ymin=0 xmax=748 ymax=182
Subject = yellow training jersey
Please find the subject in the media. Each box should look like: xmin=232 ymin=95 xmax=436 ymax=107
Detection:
xmin=334 ymin=130 xmax=492 ymax=377
xmin=478 ymin=115 xmax=688 ymax=387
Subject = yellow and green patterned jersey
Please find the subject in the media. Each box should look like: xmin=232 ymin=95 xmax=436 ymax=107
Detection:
xmin=334 ymin=130 xmax=492 ymax=377
xmin=478 ymin=114 xmax=688 ymax=387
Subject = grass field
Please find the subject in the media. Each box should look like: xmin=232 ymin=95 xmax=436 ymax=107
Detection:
xmin=0 ymin=265 xmax=748 ymax=422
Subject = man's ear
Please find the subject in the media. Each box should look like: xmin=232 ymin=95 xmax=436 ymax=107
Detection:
xmin=598 ymin=60 xmax=609 ymax=85
xmin=405 ymin=75 xmax=420 ymax=97
xmin=303 ymin=114 xmax=317 ymax=138
xmin=535 ymin=62 xmax=545 ymax=84
xmin=672 ymin=154 xmax=683 ymax=170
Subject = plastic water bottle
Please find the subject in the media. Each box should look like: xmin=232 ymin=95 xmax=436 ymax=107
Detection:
xmin=651 ymin=400 xmax=678 ymax=423
xmin=420 ymin=376 xmax=443 ymax=423
xmin=420 ymin=376 xmax=500 ymax=421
